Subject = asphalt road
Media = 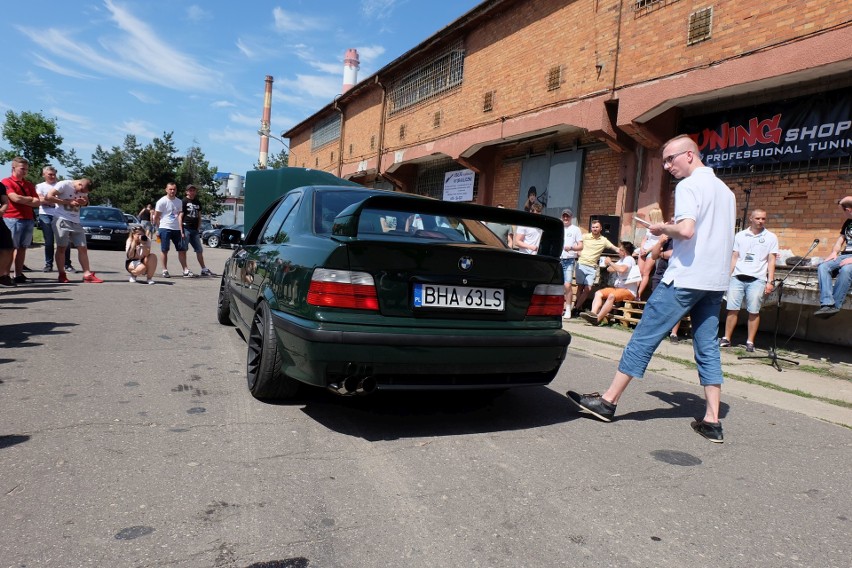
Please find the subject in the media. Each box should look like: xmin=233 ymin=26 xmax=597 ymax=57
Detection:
xmin=1 ymin=246 xmax=850 ymax=568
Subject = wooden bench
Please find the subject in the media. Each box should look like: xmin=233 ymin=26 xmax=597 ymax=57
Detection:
xmin=610 ymin=300 xmax=692 ymax=336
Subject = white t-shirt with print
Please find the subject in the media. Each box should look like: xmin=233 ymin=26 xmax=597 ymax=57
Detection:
xmin=51 ymin=180 xmax=85 ymax=223
xmin=732 ymin=228 xmax=779 ymax=280
xmin=155 ymin=195 xmax=182 ymax=230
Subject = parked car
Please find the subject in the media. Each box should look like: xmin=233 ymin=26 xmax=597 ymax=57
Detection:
xmin=203 ymin=224 xmax=243 ymax=248
xmin=123 ymin=213 xmax=141 ymax=225
xmin=216 ymin=185 xmax=570 ymax=401
xmin=79 ymin=206 xmax=130 ymax=250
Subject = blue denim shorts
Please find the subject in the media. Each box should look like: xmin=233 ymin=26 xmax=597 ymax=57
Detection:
xmin=576 ymin=263 xmax=597 ymax=286
xmin=3 ymin=218 xmax=34 ymax=248
xmin=560 ymin=258 xmax=576 ymax=283
xmin=726 ymin=276 xmax=766 ymax=313
xmin=158 ymin=229 xmax=187 ymax=252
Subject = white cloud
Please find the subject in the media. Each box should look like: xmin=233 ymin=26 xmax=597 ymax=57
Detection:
xmin=228 ymin=112 xmax=260 ymax=127
xmin=209 ymin=125 xmax=259 ymax=158
xmin=48 ymin=108 xmax=93 ymax=129
xmin=32 ymin=54 xmax=97 ymax=80
xmin=129 ymin=90 xmax=160 ymax=104
xmin=186 ymin=5 xmax=211 ymax=22
xmin=119 ymin=119 xmax=158 ymax=140
xmin=19 ymin=0 xmax=220 ymax=92
xmin=272 ymin=8 xmax=327 ymax=33
xmin=360 ymin=0 xmax=399 ymax=19
xmin=355 ymin=45 xmax=386 ymax=65
xmin=235 ymin=38 xmax=254 ymax=58
xmin=22 ymin=71 xmax=45 ymax=87
xmin=279 ymin=74 xmax=341 ymax=100
xmin=211 ymin=100 xmax=236 ymax=108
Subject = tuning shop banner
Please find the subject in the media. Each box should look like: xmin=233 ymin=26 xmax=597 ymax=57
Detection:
xmin=683 ymin=89 xmax=851 ymax=168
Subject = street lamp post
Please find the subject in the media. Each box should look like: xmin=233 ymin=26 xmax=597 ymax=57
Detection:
xmin=257 ymin=128 xmax=292 ymax=168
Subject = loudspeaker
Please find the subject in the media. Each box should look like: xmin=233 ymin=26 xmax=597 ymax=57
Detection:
xmin=589 ymin=214 xmax=621 ymax=244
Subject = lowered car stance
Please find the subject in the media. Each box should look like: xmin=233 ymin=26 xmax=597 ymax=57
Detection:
xmin=216 ymin=186 xmax=571 ymax=400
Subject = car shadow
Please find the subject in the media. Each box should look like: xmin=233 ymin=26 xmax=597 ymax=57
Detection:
xmin=297 ymin=386 xmax=577 ymax=441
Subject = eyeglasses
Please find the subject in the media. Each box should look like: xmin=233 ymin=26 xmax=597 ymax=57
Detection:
xmin=662 ymin=150 xmax=690 ymax=165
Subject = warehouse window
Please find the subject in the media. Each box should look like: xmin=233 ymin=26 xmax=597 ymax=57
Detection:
xmin=635 ymin=0 xmax=682 ymax=17
xmin=388 ymin=40 xmax=465 ymax=115
xmin=414 ymin=157 xmax=478 ymax=202
xmin=311 ymin=114 xmax=341 ymax=151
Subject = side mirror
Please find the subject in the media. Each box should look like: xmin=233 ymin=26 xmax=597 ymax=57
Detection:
xmin=220 ymin=228 xmax=243 ymax=247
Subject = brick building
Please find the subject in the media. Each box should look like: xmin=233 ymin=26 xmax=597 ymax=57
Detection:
xmin=283 ymin=0 xmax=852 ymax=256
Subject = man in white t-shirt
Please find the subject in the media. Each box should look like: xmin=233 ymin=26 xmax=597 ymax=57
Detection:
xmin=35 ymin=165 xmax=72 ymax=272
xmin=153 ymin=182 xmax=191 ymax=278
xmin=567 ymin=134 xmax=735 ymax=443
xmin=48 ymin=179 xmax=103 ymax=283
xmin=719 ymin=209 xmax=778 ymax=353
xmin=560 ymin=208 xmax=583 ymax=318
xmin=515 ymin=202 xmax=543 ymax=254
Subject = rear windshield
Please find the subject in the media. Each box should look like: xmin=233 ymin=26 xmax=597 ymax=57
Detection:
xmin=313 ymin=190 xmax=505 ymax=247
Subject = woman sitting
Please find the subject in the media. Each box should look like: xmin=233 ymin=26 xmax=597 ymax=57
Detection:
xmin=635 ymin=207 xmax=664 ymax=300
xmin=125 ymin=226 xmax=157 ymax=284
xmin=579 ymin=241 xmax=638 ymax=325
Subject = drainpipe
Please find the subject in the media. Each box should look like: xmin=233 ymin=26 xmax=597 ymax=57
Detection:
xmin=375 ymin=76 xmax=388 ymax=185
xmin=332 ymin=95 xmax=344 ymax=178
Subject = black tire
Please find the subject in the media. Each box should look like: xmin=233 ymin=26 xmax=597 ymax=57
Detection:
xmin=207 ymin=234 xmax=220 ymax=248
xmin=216 ymin=276 xmax=233 ymax=326
xmin=246 ymin=302 xmax=300 ymax=400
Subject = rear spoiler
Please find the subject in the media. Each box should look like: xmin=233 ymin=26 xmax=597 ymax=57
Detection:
xmin=331 ymin=194 xmax=565 ymax=258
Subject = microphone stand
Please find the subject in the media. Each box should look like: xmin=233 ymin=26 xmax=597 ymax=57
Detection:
xmin=739 ymin=239 xmax=820 ymax=371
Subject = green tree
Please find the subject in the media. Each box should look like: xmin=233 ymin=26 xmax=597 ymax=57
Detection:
xmin=175 ymin=144 xmax=223 ymax=218
xmin=253 ymin=148 xmax=289 ymax=170
xmin=0 ymin=110 xmax=66 ymax=182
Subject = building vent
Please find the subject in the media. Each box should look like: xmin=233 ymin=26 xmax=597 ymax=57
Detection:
xmin=433 ymin=111 xmax=442 ymax=128
xmin=688 ymin=7 xmax=713 ymax=45
xmin=370 ymin=135 xmax=376 ymax=150
xmin=399 ymin=124 xmax=406 ymax=141
xmin=547 ymin=65 xmax=562 ymax=91
xmin=634 ymin=0 xmax=682 ymax=18
xmin=483 ymin=91 xmax=495 ymax=113
xmin=349 ymin=143 xmax=353 ymax=156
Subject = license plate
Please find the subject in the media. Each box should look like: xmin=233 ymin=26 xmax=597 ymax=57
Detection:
xmin=90 ymin=235 xmax=111 ymax=240
xmin=413 ymin=283 xmax=504 ymax=311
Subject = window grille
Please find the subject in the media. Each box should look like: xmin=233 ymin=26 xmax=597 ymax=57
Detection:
xmin=547 ymin=66 xmax=562 ymax=91
xmin=688 ymin=7 xmax=713 ymax=45
xmin=388 ymin=40 xmax=465 ymax=115
xmin=483 ymin=91 xmax=495 ymax=113
xmin=311 ymin=114 xmax=341 ymax=151
xmin=370 ymin=135 xmax=376 ymax=150
xmin=349 ymin=143 xmax=353 ymax=156
xmin=330 ymin=151 xmax=334 ymax=163
xmin=433 ymin=111 xmax=442 ymax=128
xmin=315 ymin=157 xmax=319 ymax=167
xmin=414 ymin=158 xmax=479 ymax=202
xmin=399 ymin=124 xmax=406 ymax=141
xmin=634 ymin=0 xmax=682 ymax=17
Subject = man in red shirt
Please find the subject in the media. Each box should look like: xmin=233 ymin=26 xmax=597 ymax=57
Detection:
xmin=2 ymin=157 xmax=41 ymax=283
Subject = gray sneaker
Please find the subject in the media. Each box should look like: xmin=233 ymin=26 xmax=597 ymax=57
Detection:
xmin=814 ymin=305 xmax=840 ymax=318
xmin=566 ymin=391 xmax=617 ymax=422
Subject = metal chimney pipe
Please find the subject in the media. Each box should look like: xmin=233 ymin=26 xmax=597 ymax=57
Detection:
xmin=258 ymin=75 xmax=273 ymax=169
xmin=343 ymin=49 xmax=359 ymax=93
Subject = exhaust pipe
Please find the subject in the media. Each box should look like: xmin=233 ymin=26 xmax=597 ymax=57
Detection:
xmin=327 ymin=364 xmax=375 ymax=396
xmin=356 ymin=376 xmax=377 ymax=395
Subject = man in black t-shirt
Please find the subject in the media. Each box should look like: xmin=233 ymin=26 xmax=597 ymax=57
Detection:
xmin=178 ymin=184 xmax=213 ymax=277
xmin=815 ymin=195 xmax=852 ymax=318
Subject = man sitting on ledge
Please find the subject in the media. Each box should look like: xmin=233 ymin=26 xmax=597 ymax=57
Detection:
xmin=815 ymin=195 xmax=852 ymax=318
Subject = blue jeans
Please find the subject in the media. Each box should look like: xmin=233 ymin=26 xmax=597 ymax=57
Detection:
xmin=818 ymin=254 xmax=852 ymax=309
xmin=183 ymin=228 xmax=203 ymax=253
xmin=38 ymin=214 xmax=71 ymax=267
xmin=560 ymin=258 xmax=576 ymax=284
xmin=619 ymin=282 xmax=725 ymax=386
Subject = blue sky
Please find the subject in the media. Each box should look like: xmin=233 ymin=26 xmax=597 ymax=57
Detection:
xmin=1 ymin=0 xmax=482 ymax=177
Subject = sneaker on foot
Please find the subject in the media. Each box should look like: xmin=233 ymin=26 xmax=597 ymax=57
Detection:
xmin=183 ymin=269 xmax=195 ymax=278
xmin=22 ymin=264 xmax=33 ymax=272
xmin=562 ymin=308 xmax=572 ymax=320
xmin=65 ymin=265 xmax=76 ymax=273
xmin=718 ymin=337 xmax=731 ymax=347
xmin=0 ymin=275 xmax=16 ymax=287
xmin=57 ymin=273 xmax=70 ymax=283
xmin=13 ymin=274 xmax=30 ymax=284
xmin=83 ymin=273 xmax=104 ymax=283
xmin=129 ymin=275 xmax=137 ymax=283
xmin=42 ymin=264 xmax=53 ymax=272
xmin=814 ymin=305 xmax=840 ymax=318
xmin=579 ymin=311 xmax=599 ymax=326
xmin=147 ymin=279 xmax=156 ymax=285
xmin=669 ymin=334 xmax=680 ymax=344
xmin=745 ymin=342 xmax=755 ymax=353
xmin=565 ymin=391 xmax=617 ymax=422
xmin=200 ymin=268 xmax=213 ymax=276
xmin=691 ymin=419 xmax=724 ymax=443
xmin=162 ymin=270 xmax=170 ymax=278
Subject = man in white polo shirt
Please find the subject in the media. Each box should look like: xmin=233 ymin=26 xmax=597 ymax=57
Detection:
xmin=719 ymin=209 xmax=778 ymax=353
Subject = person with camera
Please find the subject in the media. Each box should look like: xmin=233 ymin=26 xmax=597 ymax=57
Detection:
xmin=125 ymin=225 xmax=157 ymax=284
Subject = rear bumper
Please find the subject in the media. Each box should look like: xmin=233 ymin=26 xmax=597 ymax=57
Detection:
xmin=270 ymin=311 xmax=570 ymax=390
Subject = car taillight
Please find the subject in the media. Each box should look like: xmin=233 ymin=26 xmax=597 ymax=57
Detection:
xmin=526 ymin=284 xmax=564 ymax=317
xmin=307 ymin=268 xmax=379 ymax=311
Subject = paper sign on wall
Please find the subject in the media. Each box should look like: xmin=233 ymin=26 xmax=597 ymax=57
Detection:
xmin=442 ymin=169 xmax=475 ymax=202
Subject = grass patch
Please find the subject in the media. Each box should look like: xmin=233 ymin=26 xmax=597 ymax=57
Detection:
xmin=724 ymin=371 xmax=852 ymax=411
